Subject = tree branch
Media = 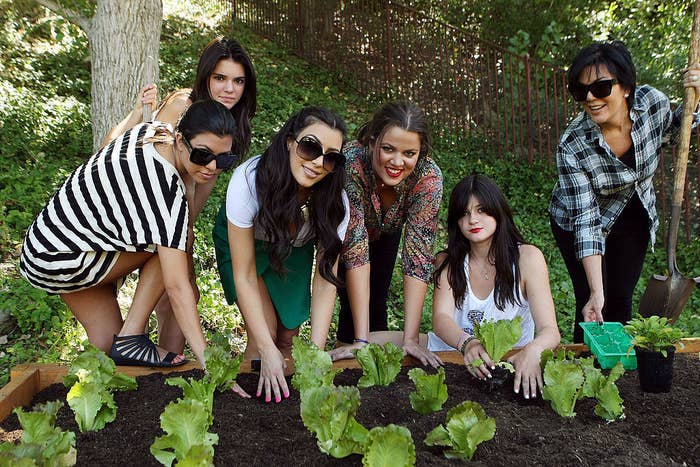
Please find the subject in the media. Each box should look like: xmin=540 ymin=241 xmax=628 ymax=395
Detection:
xmin=34 ymin=0 xmax=92 ymax=33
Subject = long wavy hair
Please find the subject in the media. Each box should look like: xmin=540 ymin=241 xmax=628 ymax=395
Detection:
xmin=434 ymin=174 xmax=527 ymax=309
xmin=255 ymin=107 xmax=347 ymax=286
xmin=190 ymin=37 xmax=257 ymax=157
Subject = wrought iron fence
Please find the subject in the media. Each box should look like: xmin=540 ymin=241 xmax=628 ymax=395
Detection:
xmin=225 ymin=0 xmax=699 ymax=240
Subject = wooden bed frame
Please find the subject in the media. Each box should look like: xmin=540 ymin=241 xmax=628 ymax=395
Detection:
xmin=2 ymin=339 xmax=698 ymax=423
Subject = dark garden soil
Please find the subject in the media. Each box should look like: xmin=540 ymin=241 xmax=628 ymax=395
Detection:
xmin=1 ymin=354 xmax=699 ymax=466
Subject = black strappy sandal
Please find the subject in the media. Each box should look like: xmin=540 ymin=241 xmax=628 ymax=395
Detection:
xmin=108 ymin=334 xmax=186 ymax=367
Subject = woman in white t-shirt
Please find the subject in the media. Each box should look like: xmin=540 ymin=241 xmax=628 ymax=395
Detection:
xmin=213 ymin=106 xmax=349 ymax=403
xmin=431 ymin=174 xmax=560 ymax=399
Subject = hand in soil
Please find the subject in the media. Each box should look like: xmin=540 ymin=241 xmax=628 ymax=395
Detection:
xmin=464 ymin=340 xmax=495 ymax=380
xmin=231 ymin=382 xmax=251 ymax=398
xmin=508 ymin=345 xmax=545 ymax=399
xmin=402 ymin=340 xmax=443 ymax=368
xmin=328 ymin=341 xmax=365 ymax=361
xmin=257 ymin=347 xmax=290 ymax=403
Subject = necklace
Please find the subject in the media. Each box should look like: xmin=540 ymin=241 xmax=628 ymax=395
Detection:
xmin=469 ymin=255 xmax=494 ymax=281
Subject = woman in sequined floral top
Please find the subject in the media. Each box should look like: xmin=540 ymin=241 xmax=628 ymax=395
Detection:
xmin=329 ymin=101 xmax=443 ymax=367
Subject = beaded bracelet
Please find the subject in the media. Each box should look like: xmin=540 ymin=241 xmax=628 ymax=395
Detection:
xmin=459 ymin=335 xmax=476 ymax=355
xmin=353 ymin=338 xmax=369 ymax=344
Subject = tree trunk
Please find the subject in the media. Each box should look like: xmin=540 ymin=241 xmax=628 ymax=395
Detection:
xmin=88 ymin=0 xmax=162 ymax=150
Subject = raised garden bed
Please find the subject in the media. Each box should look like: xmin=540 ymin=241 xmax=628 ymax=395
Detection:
xmin=1 ymin=340 xmax=699 ymax=465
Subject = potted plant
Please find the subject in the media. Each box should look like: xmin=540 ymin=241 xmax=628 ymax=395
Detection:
xmin=624 ymin=315 xmax=684 ymax=393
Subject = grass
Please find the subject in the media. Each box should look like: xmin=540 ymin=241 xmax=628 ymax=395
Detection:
xmin=0 ymin=0 xmax=698 ymax=387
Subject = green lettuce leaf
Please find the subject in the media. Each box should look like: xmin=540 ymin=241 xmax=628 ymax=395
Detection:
xmin=592 ymin=362 xmax=625 ymax=421
xmin=150 ymin=399 xmax=218 ymax=467
xmin=300 ymin=385 xmax=368 ymax=458
xmin=354 ymin=343 xmax=404 ymax=388
xmin=425 ymin=400 xmax=495 ymax=461
xmin=66 ymin=381 xmax=116 ymax=432
xmin=541 ymin=359 xmax=584 ymax=417
xmin=408 ymin=367 xmax=448 ymax=415
xmin=63 ymin=343 xmax=136 ymax=391
xmin=291 ymin=336 xmax=341 ymax=395
xmin=473 ymin=317 xmax=523 ymax=362
xmin=166 ymin=376 xmax=216 ymax=425
xmin=362 ymin=424 xmax=415 ymax=467
xmin=203 ymin=344 xmax=243 ymax=392
xmin=0 ymin=401 xmax=76 ymax=466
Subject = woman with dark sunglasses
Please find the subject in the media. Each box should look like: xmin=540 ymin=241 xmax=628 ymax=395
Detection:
xmin=20 ymin=101 xmax=246 ymax=382
xmin=103 ymin=37 xmax=257 ymax=355
xmin=328 ymin=101 xmax=444 ymax=368
xmin=213 ymin=106 xmax=349 ymax=403
xmin=549 ymin=41 xmax=700 ymax=342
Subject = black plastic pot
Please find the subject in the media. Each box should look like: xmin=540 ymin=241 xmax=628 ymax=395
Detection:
xmin=635 ymin=346 xmax=675 ymax=393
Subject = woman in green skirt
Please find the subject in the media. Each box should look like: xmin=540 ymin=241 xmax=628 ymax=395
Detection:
xmin=213 ymin=106 xmax=348 ymax=403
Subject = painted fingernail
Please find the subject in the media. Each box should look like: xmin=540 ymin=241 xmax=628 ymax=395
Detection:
xmin=487 ymin=373 xmax=492 ymax=379
xmin=491 ymin=366 xmax=496 ymax=370
xmin=525 ymin=394 xmax=530 ymax=399
xmin=284 ymin=391 xmax=290 ymax=398
xmin=514 ymin=388 xmax=519 ymax=394
xmin=265 ymin=396 xmax=271 ymax=403
xmin=275 ymin=397 xmax=281 ymax=403
xmin=256 ymin=391 xmax=261 ymax=397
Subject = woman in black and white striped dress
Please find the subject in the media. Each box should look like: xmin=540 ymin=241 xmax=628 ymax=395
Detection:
xmin=20 ymin=100 xmax=237 ymax=370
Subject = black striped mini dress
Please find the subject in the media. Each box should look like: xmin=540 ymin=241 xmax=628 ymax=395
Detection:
xmin=20 ymin=124 xmax=189 ymax=294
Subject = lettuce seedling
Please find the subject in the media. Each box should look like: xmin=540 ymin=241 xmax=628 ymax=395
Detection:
xmin=362 ymin=424 xmax=415 ymax=467
xmin=300 ymin=385 xmax=369 ymax=458
xmin=166 ymin=376 xmax=216 ymax=426
xmin=203 ymin=344 xmax=243 ymax=392
xmin=291 ymin=336 xmax=341 ymax=395
xmin=0 ymin=401 xmax=76 ymax=466
xmin=541 ymin=350 xmax=625 ymax=420
xmin=63 ymin=344 xmax=137 ymax=432
xmin=150 ymin=398 xmax=218 ymax=467
xmin=541 ymin=358 xmax=584 ymax=417
xmin=408 ymin=367 xmax=448 ymax=415
xmin=471 ymin=317 xmax=523 ymax=365
xmin=354 ymin=342 xmax=404 ymax=388
xmin=424 ymin=400 xmax=496 ymax=461
xmin=579 ymin=359 xmax=625 ymax=421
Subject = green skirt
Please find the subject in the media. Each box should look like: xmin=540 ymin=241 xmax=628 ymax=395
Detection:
xmin=213 ymin=205 xmax=314 ymax=330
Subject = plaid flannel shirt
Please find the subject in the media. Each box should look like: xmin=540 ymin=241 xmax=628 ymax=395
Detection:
xmin=549 ymin=85 xmax=696 ymax=260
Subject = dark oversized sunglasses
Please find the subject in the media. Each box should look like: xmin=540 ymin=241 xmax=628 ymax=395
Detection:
xmin=568 ymin=78 xmax=619 ymax=102
xmin=182 ymin=135 xmax=238 ymax=171
xmin=294 ymin=135 xmax=345 ymax=173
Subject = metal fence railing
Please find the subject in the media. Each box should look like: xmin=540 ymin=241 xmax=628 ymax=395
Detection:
xmin=226 ymin=0 xmax=699 ymax=241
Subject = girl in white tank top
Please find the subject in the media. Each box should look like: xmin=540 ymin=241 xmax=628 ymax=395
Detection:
xmin=431 ymin=175 xmax=560 ymax=399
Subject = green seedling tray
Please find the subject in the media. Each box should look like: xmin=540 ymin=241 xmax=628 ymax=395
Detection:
xmin=580 ymin=321 xmax=637 ymax=370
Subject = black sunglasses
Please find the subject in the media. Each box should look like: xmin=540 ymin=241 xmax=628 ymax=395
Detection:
xmin=294 ymin=135 xmax=345 ymax=173
xmin=182 ymin=135 xmax=238 ymax=171
xmin=568 ymin=78 xmax=619 ymax=102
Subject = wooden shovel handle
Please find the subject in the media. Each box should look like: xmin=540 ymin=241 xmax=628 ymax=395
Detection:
xmin=667 ymin=0 xmax=700 ymax=269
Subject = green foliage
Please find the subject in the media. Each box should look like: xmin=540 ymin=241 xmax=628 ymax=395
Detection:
xmin=540 ymin=349 xmax=625 ymax=420
xmin=424 ymin=400 xmax=496 ymax=462
xmin=0 ymin=400 xmax=76 ymax=466
xmin=579 ymin=359 xmax=625 ymax=421
xmin=202 ymin=344 xmax=243 ymax=392
xmin=63 ymin=344 xmax=137 ymax=432
xmin=300 ymin=385 xmax=369 ymax=458
xmin=291 ymin=336 xmax=341 ymax=394
xmin=407 ymin=367 xmax=448 ymax=415
xmin=166 ymin=376 xmax=216 ymax=426
xmin=362 ymin=424 xmax=415 ymax=467
xmin=473 ymin=317 xmax=523 ymax=363
xmin=150 ymin=398 xmax=218 ymax=467
xmin=624 ymin=314 xmax=685 ymax=356
xmin=354 ymin=342 xmax=404 ymax=388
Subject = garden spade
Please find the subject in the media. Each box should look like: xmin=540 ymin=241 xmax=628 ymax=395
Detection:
xmin=639 ymin=0 xmax=700 ymax=322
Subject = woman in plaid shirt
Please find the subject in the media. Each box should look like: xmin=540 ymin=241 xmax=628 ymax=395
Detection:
xmin=549 ymin=41 xmax=700 ymax=342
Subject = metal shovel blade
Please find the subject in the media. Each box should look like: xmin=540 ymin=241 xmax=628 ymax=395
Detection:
xmin=639 ymin=272 xmax=700 ymax=323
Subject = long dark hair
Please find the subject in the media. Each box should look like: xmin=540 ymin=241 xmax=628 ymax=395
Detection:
xmin=255 ymin=107 xmax=347 ymax=286
xmin=567 ymin=40 xmax=636 ymax=109
xmin=190 ymin=37 xmax=257 ymax=157
xmin=357 ymin=100 xmax=432 ymax=159
xmin=434 ymin=174 xmax=526 ymax=309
